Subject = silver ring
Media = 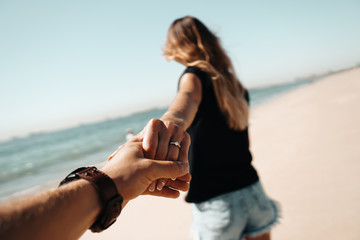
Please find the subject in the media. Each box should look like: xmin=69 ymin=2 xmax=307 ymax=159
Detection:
xmin=169 ymin=141 xmax=181 ymax=149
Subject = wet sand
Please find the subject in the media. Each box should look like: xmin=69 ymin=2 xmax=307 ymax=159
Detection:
xmin=81 ymin=67 xmax=360 ymax=240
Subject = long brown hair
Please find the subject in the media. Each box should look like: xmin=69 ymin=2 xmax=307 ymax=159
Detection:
xmin=164 ymin=16 xmax=249 ymax=130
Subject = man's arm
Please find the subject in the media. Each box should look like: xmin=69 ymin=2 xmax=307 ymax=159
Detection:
xmin=0 ymin=122 xmax=190 ymax=240
xmin=0 ymin=179 xmax=102 ymax=240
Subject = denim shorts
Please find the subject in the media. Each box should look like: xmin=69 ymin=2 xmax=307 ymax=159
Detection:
xmin=192 ymin=181 xmax=280 ymax=240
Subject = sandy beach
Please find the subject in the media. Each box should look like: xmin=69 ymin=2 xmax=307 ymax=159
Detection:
xmin=81 ymin=67 xmax=360 ymax=240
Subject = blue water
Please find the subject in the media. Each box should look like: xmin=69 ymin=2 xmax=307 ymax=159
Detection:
xmin=0 ymin=78 xmax=321 ymax=201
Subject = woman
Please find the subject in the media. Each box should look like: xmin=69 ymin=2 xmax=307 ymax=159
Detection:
xmin=151 ymin=16 xmax=279 ymax=240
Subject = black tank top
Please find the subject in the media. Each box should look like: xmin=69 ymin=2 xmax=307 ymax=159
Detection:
xmin=183 ymin=67 xmax=259 ymax=203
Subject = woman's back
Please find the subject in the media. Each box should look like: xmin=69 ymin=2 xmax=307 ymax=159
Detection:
xmin=183 ymin=67 xmax=259 ymax=203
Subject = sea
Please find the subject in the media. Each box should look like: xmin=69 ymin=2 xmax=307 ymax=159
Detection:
xmin=0 ymin=77 xmax=322 ymax=202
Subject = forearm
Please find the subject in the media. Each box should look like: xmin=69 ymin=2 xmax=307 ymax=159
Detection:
xmin=161 ymin=92 xmax=199 ymax=130
xmin=0 ymin=179 xmax=101 ymax=240
xmin=160 ymin=73 xmax=202 ymax=130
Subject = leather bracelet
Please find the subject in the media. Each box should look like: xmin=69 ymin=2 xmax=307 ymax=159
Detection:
xmin=59 ymin=166 xmax=123 ymax=232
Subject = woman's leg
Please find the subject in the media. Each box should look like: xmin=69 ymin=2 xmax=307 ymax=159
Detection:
xmin=192 ymin=190 xmax=247 ymax=240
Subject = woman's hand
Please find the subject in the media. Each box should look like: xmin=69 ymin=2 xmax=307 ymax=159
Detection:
xmin=108 ymin=119 xmax=191 ymax=200
xmin=139 ymin=119 xmax=191 ymax=193
xmin=104 ymin=143 xmax=189 ymax=207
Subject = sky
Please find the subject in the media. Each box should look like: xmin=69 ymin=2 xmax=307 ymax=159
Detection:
xmin=1 ymin=0 xmax=360 ymax=141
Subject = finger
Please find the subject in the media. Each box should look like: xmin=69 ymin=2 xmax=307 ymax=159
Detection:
xmin=166 ymin=141 xmax=181 ymax=161
xmin=166 ymin=179 xmax=190 ymax=192
xmin=148 ymin=180 xmax=156 ymax=192
xmin=156 ymin=178 xmax=166 ymax=191
xmin=142 ymin=187 xmax=180 ymax=198
xmin=178 ymin=132 xmax=191 ymax=162
xmin=142 ymin=119 xmax=164 ymax=159
xmin=129 ymin=130 xmax=144 ymax=143
xmin=146 ymin=159 xmax=189 ymax=180
xmin=154 ymin=125 xmax=171 ymax=160
xmin=165 ymin=123 xmax=183 ymax=161
xmin=175 ymin=173 xmax=192 ymax=182
xmin=170 ymin=172 xmax=191 ymax=185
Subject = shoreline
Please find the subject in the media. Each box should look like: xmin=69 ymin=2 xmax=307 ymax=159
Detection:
xmin=0 ymin=77 xmax=315 ymax=201
xmin=2 ymin=67 xmax=342 ymax=144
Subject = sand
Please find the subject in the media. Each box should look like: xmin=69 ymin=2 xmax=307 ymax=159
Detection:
xmin=81 ymin=67 xmax=360 ymax=240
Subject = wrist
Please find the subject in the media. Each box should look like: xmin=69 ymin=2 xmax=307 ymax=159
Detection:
xmin=160 ymin=117 xmax=186 ymax=130
xmin=100 ymin=167 xmax=128 ymax=208
xmin=59 ymin=167 xmax=123 ymax=232
xmin=70 ymin=179 xmax=103 ymax=223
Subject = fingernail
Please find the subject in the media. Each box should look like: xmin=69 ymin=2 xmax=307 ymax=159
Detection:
xmin=148 ymin=186 xmax=155 ymax=192
xmin=171 ymin=178 xmax=176 ymax=181
xmin=157 ymin=180 xmax=165 ymax=191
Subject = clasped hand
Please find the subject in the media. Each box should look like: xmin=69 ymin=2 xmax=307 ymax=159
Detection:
xmin=141 ymin=119 xmax=191 ymax=193
xmin=105 ymin=119 xmax=191 ymax=206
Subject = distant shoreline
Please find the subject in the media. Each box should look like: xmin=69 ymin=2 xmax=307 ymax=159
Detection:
xmin=2 ymin=65 xmax=359 ymax=143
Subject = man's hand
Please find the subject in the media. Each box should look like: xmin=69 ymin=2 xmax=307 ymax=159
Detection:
xmin=105 ymin=119 xmax=191 ymax=206
xmin=102 ymin=141 xmax=190 ymax=206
